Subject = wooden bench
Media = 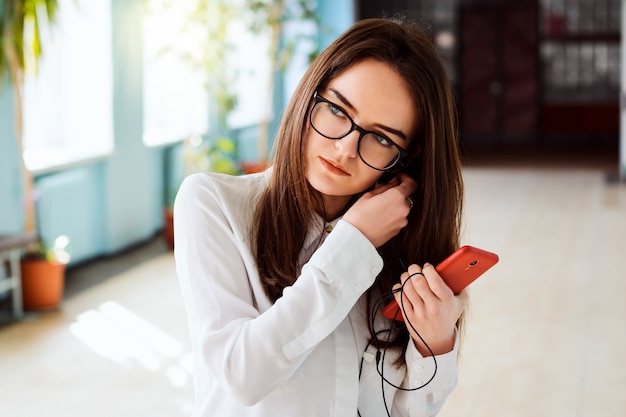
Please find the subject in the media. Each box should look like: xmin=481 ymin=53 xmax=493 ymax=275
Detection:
xmin=0 ymin=232 xmax=38 ymax=319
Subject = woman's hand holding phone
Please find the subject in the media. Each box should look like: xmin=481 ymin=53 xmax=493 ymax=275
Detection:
xmin=393 ymin=263 xmax=469 ymax=356
xmin=343 ymin=173 xmax=416 ymax=248
xmin=382 ymin=245 xmax=499 ymax=355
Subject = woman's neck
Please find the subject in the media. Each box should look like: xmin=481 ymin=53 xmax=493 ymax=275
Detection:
xmin=319 ymin=194 xmax=352 ymax=221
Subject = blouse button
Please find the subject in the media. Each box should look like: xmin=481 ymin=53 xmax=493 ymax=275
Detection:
xmin=325 ymin=224 xmax=333 ymax=233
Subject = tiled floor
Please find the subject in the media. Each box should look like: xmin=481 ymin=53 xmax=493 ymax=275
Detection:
xmin=440 ymin=165 xmax=626 ymax=417
xmin=1 ymin=151 xmax=624 ymax=417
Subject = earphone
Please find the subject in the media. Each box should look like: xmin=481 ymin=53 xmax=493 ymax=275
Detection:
xmin=356 ymin=239 xmax=439 ymax=417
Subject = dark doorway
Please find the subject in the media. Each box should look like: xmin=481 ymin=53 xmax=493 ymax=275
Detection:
xmin=457 ymin=1 xmax=540 ymax=147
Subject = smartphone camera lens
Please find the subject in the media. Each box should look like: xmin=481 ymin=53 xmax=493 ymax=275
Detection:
xmin=469 ymin=260 xmax=479 ymax=267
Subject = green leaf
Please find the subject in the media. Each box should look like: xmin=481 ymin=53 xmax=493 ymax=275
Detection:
xmin=0 ymin=0 xmax=58 ymax=77
xmin=215 ymin=137 xmax=236 ymax=153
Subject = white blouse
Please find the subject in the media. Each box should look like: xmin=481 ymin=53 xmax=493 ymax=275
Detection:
xmin=174 ymin=170 xmax=459 ymax=417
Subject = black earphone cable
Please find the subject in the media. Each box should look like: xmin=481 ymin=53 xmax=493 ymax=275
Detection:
xmin=362 ymin=277 xmax=438 ymax=417
xmin=370 ymin=278 xmax=438 ymax=389
xmin=357 ymin=238 xmax=439 ymax=416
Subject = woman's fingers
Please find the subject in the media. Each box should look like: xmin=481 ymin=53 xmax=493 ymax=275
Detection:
xmin=370 ymin=173 xmax=416 ymax=200
xmin=393 ymin=263 xmax=466 ymax=355
xmin=394 ymin=262 xmax=460 ymax=319
xmin=395 ymin=173 xmax=418 ymax=196
xmin=344 ymin=175 xmax=418 ymax=248
xmin=397 ymin=264 xmax=439 ymax=311
xmin=393 ymin=273 xmax=412 ymax=318
xmin=420 ymin=263 xmax=455 ymax=301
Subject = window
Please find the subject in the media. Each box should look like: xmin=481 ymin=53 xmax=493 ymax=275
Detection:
xmin=22 ymin=0 xmax=113 ymax=173
xmin=539 ymin=0 xmax=620 ymax=102
xmin=225 ymin=17 xmax=271 ymax=129
xmin=142 ymin=0 xmax=210 ymax=146
xmin=142 ymin=0 xmax=273 ymax=148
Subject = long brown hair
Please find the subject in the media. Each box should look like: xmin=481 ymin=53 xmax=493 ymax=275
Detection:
xmin=251 ymin=18 xmax=464 ymax=348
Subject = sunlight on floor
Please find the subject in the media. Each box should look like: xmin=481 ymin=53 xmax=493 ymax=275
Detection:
xmin=70 ymin=300 xmax=193 ymax=388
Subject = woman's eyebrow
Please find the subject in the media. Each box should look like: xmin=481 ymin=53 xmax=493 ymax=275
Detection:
xmin=329 ymin=87 xmax=408 ymax=142
xmin=329 ymin=88 xmax=356 ymax=111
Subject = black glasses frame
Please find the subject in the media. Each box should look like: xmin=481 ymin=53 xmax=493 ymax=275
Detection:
xmin=310 ymin=92 xmax=409 ymax=171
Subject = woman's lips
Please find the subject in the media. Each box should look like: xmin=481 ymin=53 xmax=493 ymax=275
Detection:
xmin=319 ymin=157 xmax=350 ymax=176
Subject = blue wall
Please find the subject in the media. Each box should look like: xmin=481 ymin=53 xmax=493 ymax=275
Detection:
xmin=0 ymin=73 xmax=23 ymax=234
xmin=317 ymin=0 xmax=355 ymax=47
xmin=103 ymin=0 xmax=163 ymax=254
xmin=0 ymin=0 xmax=354 ymax=265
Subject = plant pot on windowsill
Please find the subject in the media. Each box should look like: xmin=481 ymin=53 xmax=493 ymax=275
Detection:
xmin=163 ymin=208 xmax=174 ymax=250
xmin=20 ymin=236 xmax=71 ymax=311
xmin=163 ymin=136 xmax=242 ymax=251
xmin=241 ymin=161 xmax=270 ymax=174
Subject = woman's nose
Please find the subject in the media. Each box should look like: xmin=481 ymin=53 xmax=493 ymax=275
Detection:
xmin=334 ymin=131 xmax=359 ymax=158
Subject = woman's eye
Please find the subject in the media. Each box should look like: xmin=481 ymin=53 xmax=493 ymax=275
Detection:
xmin=374 ymin=134 xmax=392 ymax=147
xmin=327 ymin=104 xmax=345 ymax=118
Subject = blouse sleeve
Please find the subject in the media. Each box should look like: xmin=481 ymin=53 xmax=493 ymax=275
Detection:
xmin=357 ymin=320 xmax=459 ymax=416
xmin=174 ymin=173 xmax=384 ymax=406
xmin=393 ymin=335 xmax=459 ymax=416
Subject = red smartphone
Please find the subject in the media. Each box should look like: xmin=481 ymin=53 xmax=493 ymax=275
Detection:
xmin=381 ymin=245 xmax=499 ymax=321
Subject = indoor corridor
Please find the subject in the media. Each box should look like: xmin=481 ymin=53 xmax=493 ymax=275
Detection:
xmin=1 ymin=151 xmax=624 ymax=417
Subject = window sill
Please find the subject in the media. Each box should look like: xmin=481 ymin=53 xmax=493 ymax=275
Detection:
xmin=143 ymin=130 xmax=188 ymax=149
xmin=25 ymin=146 xmax=114 ymax=176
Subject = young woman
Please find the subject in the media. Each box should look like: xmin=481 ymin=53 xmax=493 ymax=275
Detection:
xmin=174 ymin=17 xmax=467 ymax=417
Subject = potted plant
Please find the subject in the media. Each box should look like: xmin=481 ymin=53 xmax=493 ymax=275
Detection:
xmin=163 ymin=135 xmax=240 ymax=249
xmin=183 ymin=135 xmax=241 ymax=177
xmin=1 ymin=0 xmax=58 ymax=237
xmin=172 ymin=0 xmax=318 ymax=168
xmin=157 ymin=0 xmax=318 ymax=246
xmin=1 ymin=1 xmax=67 ymax=310
xmin=20 ymin=235 xmax=70 ymax=310
xmin=242 ymin=0 xmax=319 ymax=165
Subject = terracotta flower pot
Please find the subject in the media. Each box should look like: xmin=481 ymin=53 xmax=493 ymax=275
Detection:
xmin=163 ymin=208 xmax=174 ymax=250
xmin=241 ymin=161 xmax=270 ymax=174
xmin=20 ymin=258 xmax=66 ymax=311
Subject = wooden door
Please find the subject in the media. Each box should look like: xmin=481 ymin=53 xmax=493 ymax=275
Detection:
xmin=457 ymin=1 xmax=539 ymax=145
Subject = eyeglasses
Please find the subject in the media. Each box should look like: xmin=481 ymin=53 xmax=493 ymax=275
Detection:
xmin=309 ymin=92 xmax=408 ymax=171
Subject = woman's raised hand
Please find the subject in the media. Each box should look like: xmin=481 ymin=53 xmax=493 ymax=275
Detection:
xmin=343 ymin=173 xmax=417 ymax=248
